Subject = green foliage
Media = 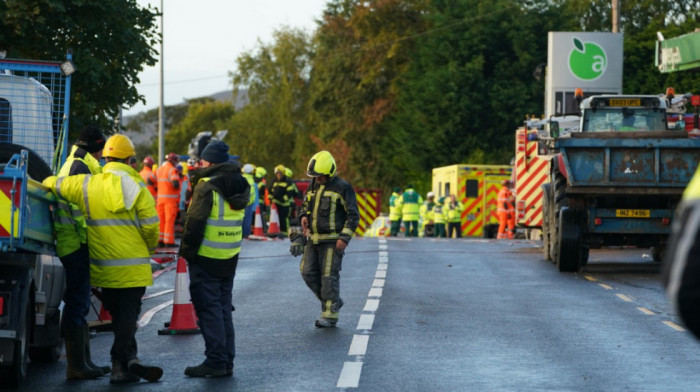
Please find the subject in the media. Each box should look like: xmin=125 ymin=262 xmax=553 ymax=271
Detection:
xmin=0 ymin=0 xmax=159 ymax=138
xmin=165 ymin=100 xmax=235 ymax=155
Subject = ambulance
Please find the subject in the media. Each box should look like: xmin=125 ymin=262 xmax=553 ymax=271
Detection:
xmin=432 ymin=164 xmax=512 ymax=237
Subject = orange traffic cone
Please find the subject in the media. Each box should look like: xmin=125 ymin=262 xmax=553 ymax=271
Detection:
xmin=266 ymin=203 xmax=282 ymax=238
xmin=158 ymin=257 xmax=200 ymax=335
xmin=248 ymin=206 xmax=268 ymax=241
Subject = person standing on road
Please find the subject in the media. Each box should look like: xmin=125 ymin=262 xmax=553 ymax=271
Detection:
xmin=156 ymin=152 xmax=181 ymax=247
xmin=179 ymin=141 xmax=251 ymax=378
xmin=497 ymin=180 xmax=515 ymax=239
xmin=139 ymin=156 xmax=157 ymax=200
xmin=664 ymin=168 xmax=700 ymax=339
xmin=241 ymin=163 xmax=259 ymax=238
xmin=44 ymin=134 xmax=163 ymax=384
xmin=389 ymin=187 xmax=403 ymax=236
xmin=433 ymin=196 xmax=447 ymax=238
xmin=52 ymin=126 xmax=108 ymax=380
xmin=419 ymin=192 xmax=436 ymax=237
xmin=445 ymin=194 xmax=464 ymax=238
xmin=269 ymin=164 xmax=295 ymax=236
xmin=400 ymin=185 xmax=422 ymax=237
xmin=290 ymin=150 xmax=359 ymax=328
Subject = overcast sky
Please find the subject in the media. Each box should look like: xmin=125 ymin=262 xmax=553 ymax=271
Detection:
xmin=126 ymin=0 xmax=328 ymax=115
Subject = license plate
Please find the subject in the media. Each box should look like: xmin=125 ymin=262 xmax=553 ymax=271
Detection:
xmin=609 ymin=98 xmax=641 ymax=107
xmin=615 ymin=209 xmax=650 ymax=218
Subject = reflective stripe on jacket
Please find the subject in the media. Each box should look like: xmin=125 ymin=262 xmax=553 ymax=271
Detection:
xmin=300 ymin=176 xmax=359 ymax=245
xmin=432 ymin=204 xmax=445 ymax=224
xmin=400 ymin=189 xmax=423 ymax=221
xmin=270 ymin=177 xmax=295 ymax=206
xmin=196 ymin=177 xmax=245 ymax=259
xmin=53 ymin=145 xmax=103 ymax=257
xmin=44 ymin=162 xmax=159 ymax=288
xmin=497 ymin=187 xmax=514 ymax=213
xmin=389 ymin=192 xmax=402 ymax=220
xmin=446 ymin=200 xmax=464 ymax=223
xmin=156 ymin=161 xmax=180 ymax=200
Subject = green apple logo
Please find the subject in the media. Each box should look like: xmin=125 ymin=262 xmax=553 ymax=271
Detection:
xmin=568 ymin=38 xmax=607 ymax=81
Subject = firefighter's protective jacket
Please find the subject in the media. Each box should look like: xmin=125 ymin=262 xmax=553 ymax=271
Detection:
xmin=44 ymin=162 xmax=159 ymax=288
xmin=179 ymin=163 xmax=250 ymax=278
xmin=269 ymin=175 xmax=295 ymax=207
xmin=664 ymin=169 xmax=700 ymax=339
xmin=299 ymin=176 xmax=359 ymax=245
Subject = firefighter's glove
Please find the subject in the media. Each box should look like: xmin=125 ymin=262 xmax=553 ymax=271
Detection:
xmin=289 ymin=233 xmax=306 ymax=257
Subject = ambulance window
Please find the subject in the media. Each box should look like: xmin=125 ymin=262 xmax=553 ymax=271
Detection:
xmin=0 ymin=98 xmax=11 ymax=143
xmin=465 ymin=179 xmax=478 ymax=198
xmin=444 ymin=183 xmax=450 ymax=197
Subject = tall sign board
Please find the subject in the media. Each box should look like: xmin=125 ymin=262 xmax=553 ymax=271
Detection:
xmin=656 ymin=30 xmax=700 ymax=73
xmin=545 ymin=32 xmax=623 ymax=117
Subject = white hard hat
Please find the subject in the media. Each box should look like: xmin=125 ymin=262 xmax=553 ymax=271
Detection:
xmin=427 ymin=191 xmax=435 ymax=198
xmin=242 ymin=163 xmax=255 ymax=174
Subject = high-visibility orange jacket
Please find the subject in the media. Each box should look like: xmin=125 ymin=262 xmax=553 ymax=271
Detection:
xmin=156 ymin=161 xmax=180 ymax=202
xmin=140 ymin=166 xmax=157 ymax=199
xmin=497 ymin=187 xmax=514 ymax=213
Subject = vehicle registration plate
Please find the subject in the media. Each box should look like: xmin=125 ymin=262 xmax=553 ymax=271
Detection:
xmin=615 ymin=209 xmax=650 ymax=218
xmin=609 ymin=98 xmax=641 ymax=107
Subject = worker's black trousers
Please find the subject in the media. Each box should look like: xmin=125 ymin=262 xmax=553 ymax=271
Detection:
xmin=101 ymin=286 xmax=146 ymax=363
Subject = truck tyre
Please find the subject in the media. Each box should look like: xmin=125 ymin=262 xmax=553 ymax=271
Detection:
xmin=541 ymin=184 xmax=552 ymax=261
xmin=0 ymin=298 xmax=31 ymax=388
xmin=28 ymin=310 xmax=62 ymax=363
xmin=0 ymin=142 xmax=53 ymax=181
xmin=551 ymin=174 xmax=568 ymax=264
xmin=556 ymin=207 xmax=583 ymax=272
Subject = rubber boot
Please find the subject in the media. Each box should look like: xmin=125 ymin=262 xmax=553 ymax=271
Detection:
xmin=128 ymin=358 xmax=163 ymax=382
xmin=109 ymin=360 xmax=140 ymax=384
xmin=64 ymin=325 xmax=103 ymax=380
xmin=82 ymin=325 xmax=111 ymax=374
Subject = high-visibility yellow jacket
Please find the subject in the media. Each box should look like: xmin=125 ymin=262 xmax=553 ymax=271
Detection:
xmin=389 ymin=192 xmax=402 ymax=221
xmin=400 ymin=189 xmax=423 ymax=222
xmin=53 ymin=145 xmax=103 ymax=257
xmin=44 ymin=162 xmax=159 ymax=288
xmin=420 ymin=200 xmax=435 ymax=223
xmin=432 ymin=203 xmax=445 ymax=224
xmin=445 ymin=199 xmax=464 ymax=223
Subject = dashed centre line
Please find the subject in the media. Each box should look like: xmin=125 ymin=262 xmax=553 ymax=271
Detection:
xmin=616 ymin=293 xmax=633 ymax=302
xmin=637 ymin=307 xmax=655 ymax=315
xmin=663 ymin=321 xmax=686 ymax=332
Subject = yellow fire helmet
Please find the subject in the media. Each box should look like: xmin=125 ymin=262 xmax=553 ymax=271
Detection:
xmin=274 ymin=164 xmax=286 ymax=174
xmin=103 ymin=134 xmax=135 ymax=159
xmin=306 ymin=150 xmax=336 ymax=178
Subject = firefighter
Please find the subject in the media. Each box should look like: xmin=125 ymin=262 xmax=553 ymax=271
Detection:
xmin=497 ymin=180 xmax=515 ymax=239
xmin=445 ymin=194 xmax=464 ymax=238
xmin=52 ymin=126 xmax=107 ymax=380
xmin=140 ymin=156 xmax=157 ymax=199
xmin=269 ymin=164 xmax=296 ymax=237
xmin=389 ymin=187 xmax=403 ymax=236
xmin=241 ymin=163 xmax=260 ymax=238
xmin=433 ymin=196 xmax=447 ymax=238
xmin=664 ymin=167 xmax=700 ymax=339
xmin=400 ymin=185 xmax=423 ymax=237
xmin=179 ymin=141 xmax=250 ymax=377
xmin=420 ymin=192 xmax=436 ymax=237
xmin=156 ymin=152 xmax=181 ymax=247
xmin=44 ymin=134 xmax=162 ymax=384
xmin=290 ymin=150 xmax=359 ymax=328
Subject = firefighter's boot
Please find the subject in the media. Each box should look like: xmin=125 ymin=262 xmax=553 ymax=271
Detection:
xmin=109 ymin=360 xmax=139 ymax=384
xmin=82 ymin=325 xmax=110 ymax=374
xmin=64 ymin=325 xmax=103 ymax=380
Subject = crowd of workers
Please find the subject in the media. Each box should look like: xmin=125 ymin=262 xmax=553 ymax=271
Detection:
xmin=388 ymin=180 xmax=515 ymax=239
xmin=41 ymin=126 xmax=358 ymax=383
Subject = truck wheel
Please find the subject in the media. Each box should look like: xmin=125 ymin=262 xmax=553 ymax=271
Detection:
xmin=551 ymin=174 xmax=569 ymax=264
xmin=28 ymin=310 xmax=62 ymax=363
xmin=0 ymin=300 xmax=31 ymax=388
xmin=0 ymin=142 xmax=53 ymax=181
xmin=556 ymin=207 xmax=583 ymax=272
xmin=541 ymin=184 xmax=552 ymax=261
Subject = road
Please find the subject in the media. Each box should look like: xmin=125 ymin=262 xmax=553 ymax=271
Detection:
xmin=17 ymin=237 xmax=700 ymax=391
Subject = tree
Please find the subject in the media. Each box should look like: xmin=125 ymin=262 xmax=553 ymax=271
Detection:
xmin=165 ymin=99 xmax=235 ymax=155
xmin=0 ymin=0 xmax=159 ymax=137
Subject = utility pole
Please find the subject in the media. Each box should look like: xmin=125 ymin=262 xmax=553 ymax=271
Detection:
xmin=158 ymin=0 xmax=165 ymax=165
xmin=612 ymin=0 xmax=620 ymax=33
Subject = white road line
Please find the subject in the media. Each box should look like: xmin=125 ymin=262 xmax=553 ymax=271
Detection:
xmin=663 ymin=321 xmax=686 ymax=332
xmin=599 ymin=283 xmax=613 ymax=290
xmin=372 ymin=278 xmax=385 ymax=287
xmin=348 ymin=335 xmax=370 ymax=356
xmin=356 ymin=314 xmax=375 ymax=330
xmin=616 ymin=293 xmax=633 ymax=302
xmin=137 ymin=300 xmax=173 ymax=327
xmin=375 ymin=270 xmax=387 ymax=278
xmin=364 ymin=299 xmax=380 ymax=312
xmin=379 ymin=251 xmax=388 ymax=257
xmin=368 ymin=287 xmax=383 ymax=298
xmin=637 ymin=307 xmax=655 ymax=315
xmin=337 ymin=362 xmax=363 ymax=388
xmin=378 ymin=255 xmax=389 ymax=263
xmin=377 ymin=263 xmax=388 ymax=271
xmin=379 ymin=244 xmax=388 ymax=250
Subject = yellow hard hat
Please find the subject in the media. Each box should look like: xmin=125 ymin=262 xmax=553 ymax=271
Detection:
xmin=255 ymin=166 xmax=267 ymax=178
xmin=103 ymin=134 xmax=135 ymax=159
xmin=274 ymin=164 xmax=286 ymax=174
xmin=307 ymin=150 xmax=336 ymax=177
xmin=284 ymin=167 xmax=293 ymax=177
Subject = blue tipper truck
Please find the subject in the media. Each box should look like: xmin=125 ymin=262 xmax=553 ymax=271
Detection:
xmin=541 ymin=90 xmax=700 ymax=272
xmin=0 ymin=55 xmax=74 ymax=387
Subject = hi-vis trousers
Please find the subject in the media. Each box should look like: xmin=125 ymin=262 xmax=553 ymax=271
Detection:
xmin=300 ymin=242 xmax=344 ymax=320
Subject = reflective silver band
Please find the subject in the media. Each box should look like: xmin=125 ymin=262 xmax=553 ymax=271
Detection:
xmin=91 ymin=257 xmax=150 ymax=267
xmin=201 ymin=239 xmax=242 ymax=249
